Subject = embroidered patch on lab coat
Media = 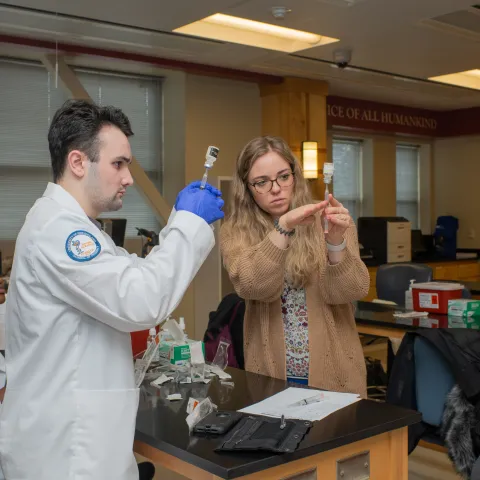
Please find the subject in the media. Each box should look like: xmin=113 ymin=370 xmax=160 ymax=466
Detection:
xmin=65 ymin=230 xmax=101 ymax=262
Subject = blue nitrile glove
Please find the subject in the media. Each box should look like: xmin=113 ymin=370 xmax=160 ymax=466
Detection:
xmin=175 ymin=181 xmax=225 ymax=224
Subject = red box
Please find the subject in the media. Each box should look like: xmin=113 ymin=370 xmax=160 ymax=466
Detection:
xmin=412 ymin=282 xmax=463 ymax=314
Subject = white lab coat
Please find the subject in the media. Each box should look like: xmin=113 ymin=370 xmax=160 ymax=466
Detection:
xmin=0 ymin=183 xmax=214 ymax=480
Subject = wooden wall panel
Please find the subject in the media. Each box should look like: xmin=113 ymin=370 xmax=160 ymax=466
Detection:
xmin=260 ymin=77 xmax=328 ymax=201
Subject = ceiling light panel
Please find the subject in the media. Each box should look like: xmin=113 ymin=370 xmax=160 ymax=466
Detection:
xmin=429 ymin=70 xmax=480 ymax=90
xmin=173 ymin=13 xmax=339 ymax=53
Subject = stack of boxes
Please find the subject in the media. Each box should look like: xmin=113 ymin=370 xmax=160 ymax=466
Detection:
xmin=448 ymin=299 xmax=480 ymax=329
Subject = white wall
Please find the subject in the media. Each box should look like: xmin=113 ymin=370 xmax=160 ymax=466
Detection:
xmin=434 ymin=135 xmax=480 ymax=248
xmin=184 ymin=74 xmax=261 ymax=340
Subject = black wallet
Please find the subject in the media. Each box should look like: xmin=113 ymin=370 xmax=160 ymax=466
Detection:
xmin=215 ymin=415 xmax=312 ymax=454
xmin=193 ymin=411 xmax=243 ymax=435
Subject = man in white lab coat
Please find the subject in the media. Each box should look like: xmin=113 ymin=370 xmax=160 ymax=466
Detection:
xmin=0 ymin=99 xmax=224 ymax=480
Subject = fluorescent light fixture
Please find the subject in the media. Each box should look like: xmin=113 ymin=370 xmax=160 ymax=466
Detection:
xmin=429 ymin=70 xmax=480 ymax=90
xmin=174 ymin=13 xmax=339 ymax=53
xmin=302 ymin=141 xmax=319 ymax=179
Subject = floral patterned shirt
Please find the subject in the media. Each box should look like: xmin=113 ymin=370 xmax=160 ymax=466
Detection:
xmin=281 ymin=281 xmax=309 ymax=380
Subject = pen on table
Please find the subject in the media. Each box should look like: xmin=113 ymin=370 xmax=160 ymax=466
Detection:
xmin=289 ymin=394 xmax=324 ymax=408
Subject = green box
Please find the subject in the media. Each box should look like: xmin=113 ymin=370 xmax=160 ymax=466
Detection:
xmin=158 ymin=339 xmax=205 ymax=366
xmin=448 ymin=299 xmax=480 ymax=318
xmin=448 ymin=316 xmax=480 ymax=329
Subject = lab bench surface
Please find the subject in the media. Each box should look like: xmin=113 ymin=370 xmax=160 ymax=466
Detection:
xmin=134 ymin=367 xmax=420 ymax=479
xmin=354 ymin=300 xmax=480 ymax=340
xmin=363 ymin=257 xmax=480 ymax=302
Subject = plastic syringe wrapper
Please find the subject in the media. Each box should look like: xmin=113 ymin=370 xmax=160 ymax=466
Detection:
xmin=186 ymin=397 xmax=217 ymax=432
xmin=212 ymin=338 xmax=230 ymax=371
xmin=134 ymin=332 xmax=160 ymax=387
xmin=190 ymin=341 xmax=206 ymax=383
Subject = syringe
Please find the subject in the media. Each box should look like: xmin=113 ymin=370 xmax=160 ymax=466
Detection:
xmin=200 ymin=146 xmax=220 ymax=189
xmin=323 ymin=163 xmax=334 ymax=234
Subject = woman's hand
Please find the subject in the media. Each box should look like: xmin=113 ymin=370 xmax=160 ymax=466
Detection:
xmin=279 ymin=201 xmax=328 ymax=231
xmin=323 ymin=194 xmax=351 ymax=245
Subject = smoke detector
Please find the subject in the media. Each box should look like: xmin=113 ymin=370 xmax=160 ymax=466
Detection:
xmin=271 ymin=6 xmax=291 ymax=19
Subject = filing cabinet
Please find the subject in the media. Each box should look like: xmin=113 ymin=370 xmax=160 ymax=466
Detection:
xmin=358 ymin=217 xmax=411 ymax=265
xmin=386 ymin=221 xmax=411 ymax=263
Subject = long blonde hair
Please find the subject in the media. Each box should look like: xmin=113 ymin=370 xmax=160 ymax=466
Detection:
xmin=221 ymin=136 xmax=323 ymax=287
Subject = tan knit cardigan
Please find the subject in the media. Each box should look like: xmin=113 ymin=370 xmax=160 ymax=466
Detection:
xmin=220 ymin=221 xmax=370 ymax=398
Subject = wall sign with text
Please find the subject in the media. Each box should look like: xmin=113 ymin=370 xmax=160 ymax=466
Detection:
xmin=326 ymin=96 xmax=439 ymax=136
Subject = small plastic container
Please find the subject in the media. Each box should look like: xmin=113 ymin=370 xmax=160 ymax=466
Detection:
xmin=405 ymin=279 xmax=415 ymax=310
xmin=147 ymin=327 xmax=160 ymax=363
xmin=412 ymin=282 xmax=463 ymax=314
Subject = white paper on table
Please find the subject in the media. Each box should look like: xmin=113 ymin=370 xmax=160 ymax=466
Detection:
xmin=205 ymin=364 xmax=232 ymax=380
xmin=151 ymin=374 xmax=173 ymax=386
xmin=239 ymin=387 xmax=360 ymax=422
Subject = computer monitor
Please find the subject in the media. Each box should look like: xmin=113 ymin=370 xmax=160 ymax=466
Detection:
xmin=97 ymin=218 xmax=127 ymax=247
xmin=411 ymin=229 xmax=426 ymax=255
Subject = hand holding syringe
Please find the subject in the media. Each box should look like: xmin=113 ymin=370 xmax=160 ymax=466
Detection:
xmin=323 ymin=163 xmax=334 ymax=234
xmin=200 ymin=146 xmax=220 ymax=190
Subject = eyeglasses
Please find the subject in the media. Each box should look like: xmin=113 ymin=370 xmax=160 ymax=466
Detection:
xmin=248 ymin=172 xmax=295 ymax=194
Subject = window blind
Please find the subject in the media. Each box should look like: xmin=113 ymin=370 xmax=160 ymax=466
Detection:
xmin=74 ymin=68 xmax=164 ymax=236
xmin=396 ymin=144 xmax=420 ymax=229
xmin=332 ymin=139 xmax=363 ymax=222
xmin=0 ymin=59 xmax=163 ymax=240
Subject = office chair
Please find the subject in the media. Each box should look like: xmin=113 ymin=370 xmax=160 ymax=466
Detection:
xmin=376 ymin=263 xmax=433 ymax=306
xmin=414 ymin=337 xmax=480 ymax=479
xmin=414 ymin=337 xmax=455 ymax=430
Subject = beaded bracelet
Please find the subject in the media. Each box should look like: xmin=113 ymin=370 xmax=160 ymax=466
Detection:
xmin=274 ymin=218 xmax=295 ymax=237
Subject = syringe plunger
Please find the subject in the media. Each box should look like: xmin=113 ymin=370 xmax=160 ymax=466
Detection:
xmin=323 ymin=163 xmax=334 ymax=234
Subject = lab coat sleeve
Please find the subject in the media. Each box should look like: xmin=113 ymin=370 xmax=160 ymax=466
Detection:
xmin=30 ymin=210 xmax=214 ymax=333
xmin=113 ymin=208 xmax=178 ymax=263
xmin=156 ymin=208 xmax=177 ymax=247
xmin=143 ymin=208 xmax=179 ymax=257
xmin=113 ymin=246 xmax=142 ymax=264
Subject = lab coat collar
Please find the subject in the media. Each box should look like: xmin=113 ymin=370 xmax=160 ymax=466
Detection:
xmin=43 ymin=182 xmax=90 ymax=220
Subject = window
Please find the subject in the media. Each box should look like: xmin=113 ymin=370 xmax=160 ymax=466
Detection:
xmin=0 ymin=59 xmax=163 ymax=241
xmin=75 ymin=69 xmax=163 ymax=236
xmin=396 ymin=144 xmax=420 ymax=229
xmin=0 ymin=60 xmax=64 ymax=241
xmin=332 ymin=139 xmax=363 ymax=222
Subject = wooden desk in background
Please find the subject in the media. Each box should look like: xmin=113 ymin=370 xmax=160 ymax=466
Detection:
xmin=134 ymin=368 xmax=420 ymax=480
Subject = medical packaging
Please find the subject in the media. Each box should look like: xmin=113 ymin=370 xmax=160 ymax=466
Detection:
xmin=448 ymin=299 xmax=480 ymax=318
xmin=158 ymin=339 xmax=206 ymax=366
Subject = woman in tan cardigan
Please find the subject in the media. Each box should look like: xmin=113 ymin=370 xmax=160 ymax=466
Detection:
xmin=220 ymin=136 xmax=370 ymax=397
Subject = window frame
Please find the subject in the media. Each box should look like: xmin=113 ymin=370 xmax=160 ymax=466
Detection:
xmin=331 ymin=137 xmax=364 ymax=222
xmin=395 ymin=143 xmax=420 ymax=229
